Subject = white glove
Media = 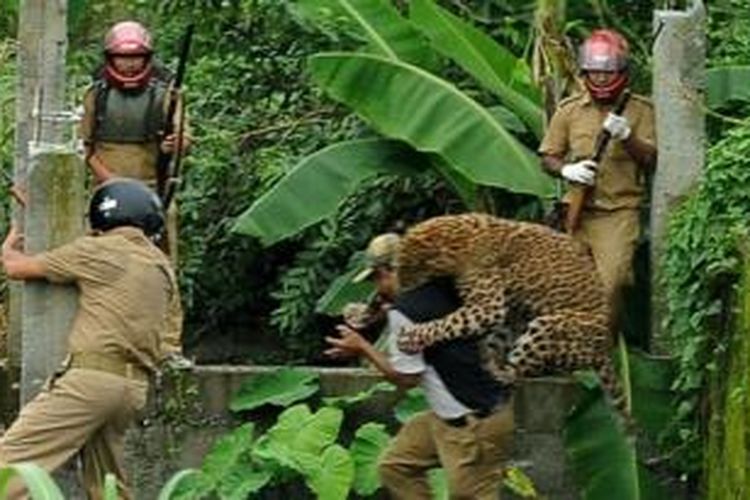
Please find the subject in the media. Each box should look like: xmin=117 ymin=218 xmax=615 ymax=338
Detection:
xmin=603 ymin=112 xmax=631 ymax=141
xmin=561 ymin=160 xmax=597 ymax=185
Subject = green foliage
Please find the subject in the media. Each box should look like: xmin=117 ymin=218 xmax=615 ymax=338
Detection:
xmin=0 ymin=463 xmax=65 ymax=500
xmin=322 ymin=380 xmax=394 ymax=409
xmin=103 ymin=473 xmax=118 ymax=500
xmin=309 ymin=52 xmax=551 ymax=196
xmin=232 ymin=139 xmax=429 ymax=245
xmin=503 ymin=466 xmax=539 ymax=498
xmin=409 ymin=0 xmax=543 ymax=138
xmin=563 ymin=372 xmax=640 ymax=500
xmin=269 ymin=172 xmax=454 ymax=359
xmin=393 ymin=386 xmax=429 ymax=423
xmin=350 ymin=422 xmax=391 ymax=496
xmin=707 ymin=66 xmax=750 ymax=109
xmin=704 ymin=255 xmax=750 ymax=499
xmin=663 ymin=122 xmax=750 ymax=475
xmin=229 ymin=368 xmax=320 ymax=412
xmin=292 ymin=0 xmax=437 ymax=67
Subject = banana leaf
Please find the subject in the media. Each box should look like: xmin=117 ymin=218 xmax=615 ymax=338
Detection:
xmin=409 ymin=0 xmax=543 ymax=138
xmin=291 ymin=0 xmax=436 ymax=67
xmin=310 ymin=53 xmax=554 ymax=198
xmin=564 ymin=372 xmax=640 ymax=500
xmin=316 ymin=252 xmax=375 ymax=315
xmin=232 ymin=139 xmax=428 ymax=245
xmin=707 ymin=66 xmax=750 ymax=109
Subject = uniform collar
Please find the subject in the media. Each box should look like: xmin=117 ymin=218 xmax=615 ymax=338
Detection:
xmin=100 ymin=226 xmax=150 ymax=242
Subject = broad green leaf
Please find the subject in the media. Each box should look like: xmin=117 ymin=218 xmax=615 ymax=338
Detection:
xmin=707 ymin=66 xmax=750 ymax=109
xmin=629 ymin=351 xmax=675 ymax=439
xmin=254 ymin=404 xmax=344 ymax=476
xmin=202 ymin=423 xmax=256 ymax=482
xmin=409 ymin=0 xmax=543 ymax=138
xmin=323 ymin=381 xmax=395 ymax=409
xmin=216 ymin=468 xmax=272 ymax=500
xmin=563 ymin=377 xmax=640 ymax=500
xmin=230 ymin=368 xmax=319 ymax=412
xmin=488 ymin=106 xmax=528 ymax=135
xmin=292 ymin=0 xmax=437 ymax=67
xmin=0 ymin=464 xmax=65 ymax=500
xmin=316 ymin=252 xmax=376 ymax=315
xmin=307 ymin=444 xmax=354 ymax=500
xmin=157 ymin=469 xmax=204 ymax=500
xmin=350 ymin=422 xmax=391 ymax=495
xmin=394 ymin=387 xmax=429 ymax=423
xmin=503 ymin=466 xmax=538 ymax=498
xmin=310 ymin=53 xmax=554 ymax=198
xmin=232 ymin=139 xmax=428 ymax=245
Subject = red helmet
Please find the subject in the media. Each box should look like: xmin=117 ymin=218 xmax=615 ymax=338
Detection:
xmin=579 ymin=29 xmax=630 ymax=101
xmin=103 ymin=21 xmax=154 ymax=89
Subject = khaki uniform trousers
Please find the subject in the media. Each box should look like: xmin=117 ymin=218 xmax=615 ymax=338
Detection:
xmin=0 ymin=368 xmax=148 ymax=500
xmin=573 ymin=208 xmax=640 ymax=329
xmin=379 ymin=403 xmax=514 ymax=500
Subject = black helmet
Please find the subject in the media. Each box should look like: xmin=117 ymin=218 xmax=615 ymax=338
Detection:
xmin=89 ymin=178 xmax=164 ymax=237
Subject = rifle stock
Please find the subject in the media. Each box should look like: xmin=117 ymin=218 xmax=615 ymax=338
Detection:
xmin=564 ymin=89 xmax=632 ymax=234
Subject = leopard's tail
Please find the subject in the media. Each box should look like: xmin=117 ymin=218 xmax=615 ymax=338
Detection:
xmin=597 ymin=359 xmax=630 ymax=420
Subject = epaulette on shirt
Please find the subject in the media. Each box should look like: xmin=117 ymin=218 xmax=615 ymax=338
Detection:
xmin=556 ymin=93 xmax=587 ymax=110
xmin=629 ymin=93 xmax=654 ymax=108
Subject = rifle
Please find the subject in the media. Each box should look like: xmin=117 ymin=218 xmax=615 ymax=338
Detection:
xmin=564 ymin=89 xmax=632 ymax=234
xmin=156 ymin=23 xmax=194 ymax=208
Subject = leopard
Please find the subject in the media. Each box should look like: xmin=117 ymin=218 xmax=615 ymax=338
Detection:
xmin=393 ymin=213 xmax=624 ymax=412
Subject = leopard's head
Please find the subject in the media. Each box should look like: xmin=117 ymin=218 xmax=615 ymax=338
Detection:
xmin=396 ymin=216 xmax=471 ymax=291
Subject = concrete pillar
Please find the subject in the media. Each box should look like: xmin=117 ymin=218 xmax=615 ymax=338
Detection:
xmin=650 ymin=0 xmax=706 ymax=353
xmin=21 ymin=151 xmax=85 ymax=402
xmin=11 ymin=0 xmax=74 ymax=393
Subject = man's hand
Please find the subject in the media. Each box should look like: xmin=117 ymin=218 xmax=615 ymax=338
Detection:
xmin=86 ymin=153 xmax=114 ymax=185
xmin=324 ymin=325 xmax=368 ymax=359
xmin=603 ymin=112 xmax=631 ymax=141
xmin=2 ymin=225 xmax=23 ymax=255
xmin=561 ymin=160 xmax=597 ymax=185
xmin=160 ymin=133 xmax=193 ymax=154
xmin=2 ymin=225 xmax=46 ymax=280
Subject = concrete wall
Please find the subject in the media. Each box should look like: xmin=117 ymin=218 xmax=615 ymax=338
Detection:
xmin=123 ymin=366 xmax=581 ymax=499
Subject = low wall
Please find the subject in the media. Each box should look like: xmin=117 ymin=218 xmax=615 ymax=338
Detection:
xmin=123 ymin=366 xmax=581 ymax=499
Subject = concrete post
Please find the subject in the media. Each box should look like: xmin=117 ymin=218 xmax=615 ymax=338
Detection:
xmin=650 ymin=0 xmax=706 ymax=353
xmin=11 ymin=0 xmax=74 ymax=391
xmin=21 ymin=152 xmax=85 ymax=402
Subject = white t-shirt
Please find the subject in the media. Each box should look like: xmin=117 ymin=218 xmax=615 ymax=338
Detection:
xmin=387 ymin=309 xmax=471 ymax=420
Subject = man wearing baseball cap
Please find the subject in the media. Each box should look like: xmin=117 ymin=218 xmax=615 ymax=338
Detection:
xmin=326 ymin=233 xmax=513 ymax=499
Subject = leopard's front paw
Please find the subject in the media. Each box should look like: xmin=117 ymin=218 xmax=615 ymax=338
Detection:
xmin=490 ymin=365 xmax=518 ymax=386
xmin=397 ymin=327 xmax=427 ymax=354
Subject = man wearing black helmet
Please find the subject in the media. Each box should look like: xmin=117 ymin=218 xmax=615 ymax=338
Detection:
xmin=0 ymin=179 xmax=180 ymax=499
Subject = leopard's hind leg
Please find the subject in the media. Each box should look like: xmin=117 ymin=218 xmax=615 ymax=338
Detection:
xmin=503 ymin=311 xmax=627 ymax=415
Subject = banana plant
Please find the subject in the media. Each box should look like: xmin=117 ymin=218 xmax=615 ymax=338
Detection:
xmin=232 ymin=0 xmax=551 ymax=250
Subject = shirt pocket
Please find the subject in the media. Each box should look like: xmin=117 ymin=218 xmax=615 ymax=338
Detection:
xmin=568 ymin=129 xmax=596 ymax=160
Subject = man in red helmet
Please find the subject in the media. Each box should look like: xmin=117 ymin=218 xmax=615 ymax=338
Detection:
xmin=539 ymin=29 xmax=657 ymax=331
xmin=79 ymin=21 xmax=189 ymax=361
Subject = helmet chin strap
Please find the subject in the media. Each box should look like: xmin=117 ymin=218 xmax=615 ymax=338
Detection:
xmin=103 ymin=61 xmax=154 ymax=90
xmin=585 ymin=72 xmax=629 ymax=102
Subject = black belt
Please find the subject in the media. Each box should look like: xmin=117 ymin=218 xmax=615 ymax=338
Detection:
xmin=443 ymin=407 xmax=493 ymax=428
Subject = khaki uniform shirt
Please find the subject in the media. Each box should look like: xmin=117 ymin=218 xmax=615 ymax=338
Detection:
xmin=39 ymin=227 xmax=182 ymax=372
xmin=538 ymin=92 xmax=656 ymax=210
xmin=80 ymin=85 xmax=189 ymax=185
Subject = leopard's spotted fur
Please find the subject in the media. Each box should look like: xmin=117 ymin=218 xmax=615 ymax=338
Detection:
xmin=394 ymin=213 xmax=623 ymax=411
